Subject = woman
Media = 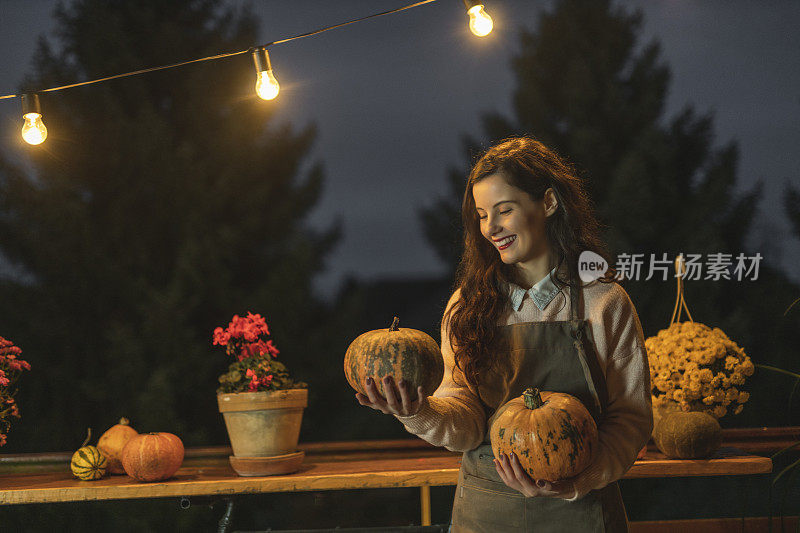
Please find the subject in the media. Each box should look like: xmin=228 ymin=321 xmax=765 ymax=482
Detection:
xmin=356 ymin=137 xmax=653 ymax=532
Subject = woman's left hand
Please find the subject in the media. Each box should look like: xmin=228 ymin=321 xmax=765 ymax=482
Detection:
xmin=494 ymin=452 xmax=576 ymax=499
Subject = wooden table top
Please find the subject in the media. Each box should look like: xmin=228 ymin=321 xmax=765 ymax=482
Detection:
xmin=0 ymin=439 xmax=774 ymax=505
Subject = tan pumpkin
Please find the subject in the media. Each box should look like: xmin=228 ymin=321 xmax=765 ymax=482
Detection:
xmin=344 ymin=316 xmax=443 ymax=401
xmin=490 ymin=388 xmax=598 ymax=482
xmin=97 ymin=417 xmax=138 ymax=474
xmin=653 ymin=411 xmax=722 ymax=459
xmin=121 ymin=432 xmax=184 ymax=482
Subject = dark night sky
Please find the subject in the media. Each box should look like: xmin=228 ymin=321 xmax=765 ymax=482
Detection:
xmin=1 ymin=1 xmax=798 ymax=298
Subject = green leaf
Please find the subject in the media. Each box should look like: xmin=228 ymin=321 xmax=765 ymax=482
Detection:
xmin=771 ymin=455 xmax=800 ymax=486
xmin=757 ymin=364 xmax=800 ymax=380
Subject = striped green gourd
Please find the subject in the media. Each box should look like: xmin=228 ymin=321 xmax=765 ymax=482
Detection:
xmin=70 ymin=428 xmax=108 ymax=481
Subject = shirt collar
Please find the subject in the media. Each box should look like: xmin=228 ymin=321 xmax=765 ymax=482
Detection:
xmin=508 ymin=266 xmax=561 ymax=312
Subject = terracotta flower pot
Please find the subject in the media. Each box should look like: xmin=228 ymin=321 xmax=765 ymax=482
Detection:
xmin=217 ymin=388 xmax=308 ymax=476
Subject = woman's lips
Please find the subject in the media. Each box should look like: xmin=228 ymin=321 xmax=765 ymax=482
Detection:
xmin=496 ymin=235 xmax=517 ymax=250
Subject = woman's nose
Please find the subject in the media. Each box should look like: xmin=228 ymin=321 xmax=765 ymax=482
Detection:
xmin=486 ymin=215 xmax=502 ymax=233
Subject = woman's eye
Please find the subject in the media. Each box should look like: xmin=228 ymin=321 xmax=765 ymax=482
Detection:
xmin=500 ymin=210 xmax=512 ymax=215
xmin=478 ymin=214 xmax=487 ymax=220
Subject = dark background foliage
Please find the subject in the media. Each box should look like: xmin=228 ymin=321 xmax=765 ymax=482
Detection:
xmin=0 ymin=0 xmax=360 ymax=450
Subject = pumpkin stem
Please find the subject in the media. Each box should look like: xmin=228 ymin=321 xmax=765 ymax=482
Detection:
xmin=119 ymin=417 xmax=129 ymax=426
xmin=389 ymin=317 xmax=400 ymax=331
xmin=523 ymin=388 xmax=544 ymax=409
xmin=81 ymin=427 xmax=92 ymax=448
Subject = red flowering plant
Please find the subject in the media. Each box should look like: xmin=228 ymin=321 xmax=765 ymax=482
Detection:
xmin=213 ymin=312 xmax=306 ymax=393
xmin=0 ymin=336 xmax=31 ymax=447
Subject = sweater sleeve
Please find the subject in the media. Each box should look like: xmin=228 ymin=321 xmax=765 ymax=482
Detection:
xmin=564 ymin=284 xmax=653 ymax=501
xmin=394 ymin=289 xmax=487 ymax=452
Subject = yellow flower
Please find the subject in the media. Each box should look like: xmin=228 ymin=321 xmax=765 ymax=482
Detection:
xmin=725 ymin=388 xmax=739 ymax=402
xmin=730 ymin=372 xmax=745 ymax=386
xmin=737 ymin=391 xmax=750 ymax=403
xmin=684 ymin=388 xmax=702 ymax=401
xmin=654 ymin=378 xmax=670 ymax=393
xmin=713 ymin=344 xmax=727 ymax=359
xmin=698 ymin=368 xmax=713 ymax=383
xmin=734 ymin=404 xmax=744 ymax=415
xmin=711 ymin=405 xmax=727 ymax=418
xmin=701 ymin=351 xmax=717 ymax=365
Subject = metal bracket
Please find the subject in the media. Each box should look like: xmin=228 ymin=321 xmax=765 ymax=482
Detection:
xmin=178 ymin=495 xmax=235 ymax=533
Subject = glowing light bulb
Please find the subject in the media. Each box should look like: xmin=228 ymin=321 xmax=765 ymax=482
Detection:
xmin=255 ymin=69 xmax=280 ymax=100
xmin=252 ymin=47 xmax=280 ymax=100
xmin=21 ymin=94 xmax=47 ymax=145
xmin=22 ymin=113 xmax=47 ymax=145
xmin=467 ymin=4 xmax=493 ymax=37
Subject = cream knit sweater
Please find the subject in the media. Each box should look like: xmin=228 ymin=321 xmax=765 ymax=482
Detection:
xmin=394 ymin=277 xmax=653 ymax=501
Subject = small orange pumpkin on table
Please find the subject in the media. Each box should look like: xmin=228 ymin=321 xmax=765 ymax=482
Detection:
xmin=344 ymin=316 xmax=444 ymax=401
xmin=121 ymin=432 xmax=184 ymax=482
xmin=490 ymin=387 xmax=598 ymax=482
xmin=97 ymin=417 xmax=138 ymax=474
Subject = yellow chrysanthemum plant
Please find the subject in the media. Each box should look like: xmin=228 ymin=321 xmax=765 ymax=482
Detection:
xmin=645 ymin=255 xmax=754 ymax=423
xmin=647 ymin=321 xmax=754 ymax=419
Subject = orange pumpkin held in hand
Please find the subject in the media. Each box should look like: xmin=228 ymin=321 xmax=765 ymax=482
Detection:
xmin=97 ymin=417 xmax=138 ymax=474
xmin=490 ymin=388 xmax=598 ymax=482
xmin=121 ymin=432 xmax=184 ymax=482
xmin=344 ymin=316 xmax=443 ymax=401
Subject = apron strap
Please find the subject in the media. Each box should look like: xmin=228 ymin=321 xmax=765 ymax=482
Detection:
xmin=569 ymin=275 xmax=582 ymax=321
xmin=569 ymin=274 xmax=608 ymax=421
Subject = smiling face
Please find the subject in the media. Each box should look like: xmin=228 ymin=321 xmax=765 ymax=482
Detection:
xmin=472 ymin=173 xmax=554 ymax=268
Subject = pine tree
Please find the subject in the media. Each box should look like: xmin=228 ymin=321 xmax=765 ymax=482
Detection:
xmin=0 ymin=0 xmax=350 ymax=450
xmin=421 ymin=0 xmax=800 ymax=428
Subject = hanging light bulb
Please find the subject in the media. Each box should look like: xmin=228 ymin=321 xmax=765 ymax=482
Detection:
xmin=252 ymin=47 xmax=280 ymax=100
xmin=21 ymin=93 xmax=47 ymax=145
xmin=463 ymin=0 xmax=493 ymax=37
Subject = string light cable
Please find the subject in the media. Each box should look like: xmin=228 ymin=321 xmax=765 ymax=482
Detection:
xmin=0 ymin=0 xmax=499 ymax=100
xmin=0 ymin=0 xmax=494 ymax=144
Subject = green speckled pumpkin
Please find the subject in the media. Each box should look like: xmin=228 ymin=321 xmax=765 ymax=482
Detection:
xmin=490 ymin=388 xmax=598 ymax=482
xmin=344 ymin=317 xmax=443 ymax=402
xmin=653 ymin=411 xmax=722 ymax=459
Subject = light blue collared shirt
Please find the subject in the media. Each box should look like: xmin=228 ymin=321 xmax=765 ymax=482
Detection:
xmin=508 ymin=266 xmax=561 ymax=311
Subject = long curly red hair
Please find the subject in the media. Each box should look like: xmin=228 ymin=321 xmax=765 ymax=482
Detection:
xmin=444 ymin=137 xmax=616 ymax=391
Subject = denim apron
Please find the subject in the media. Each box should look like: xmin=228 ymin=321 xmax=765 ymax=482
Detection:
xmin=449 ymin=279 xmax=629 ymax=533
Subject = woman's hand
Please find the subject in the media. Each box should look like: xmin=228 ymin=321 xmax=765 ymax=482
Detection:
xmin=494 ymin=452 xmax=576 ymax=499
xmin=355 ymin=375 xmax=427 ymax=417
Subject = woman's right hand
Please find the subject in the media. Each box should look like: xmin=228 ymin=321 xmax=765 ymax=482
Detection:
xmin=355 ymin=375 xmax=427 ymax=417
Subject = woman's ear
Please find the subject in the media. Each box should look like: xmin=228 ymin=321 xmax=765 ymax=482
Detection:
xmin=543 ymin=187 xmax=559 ymax=217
